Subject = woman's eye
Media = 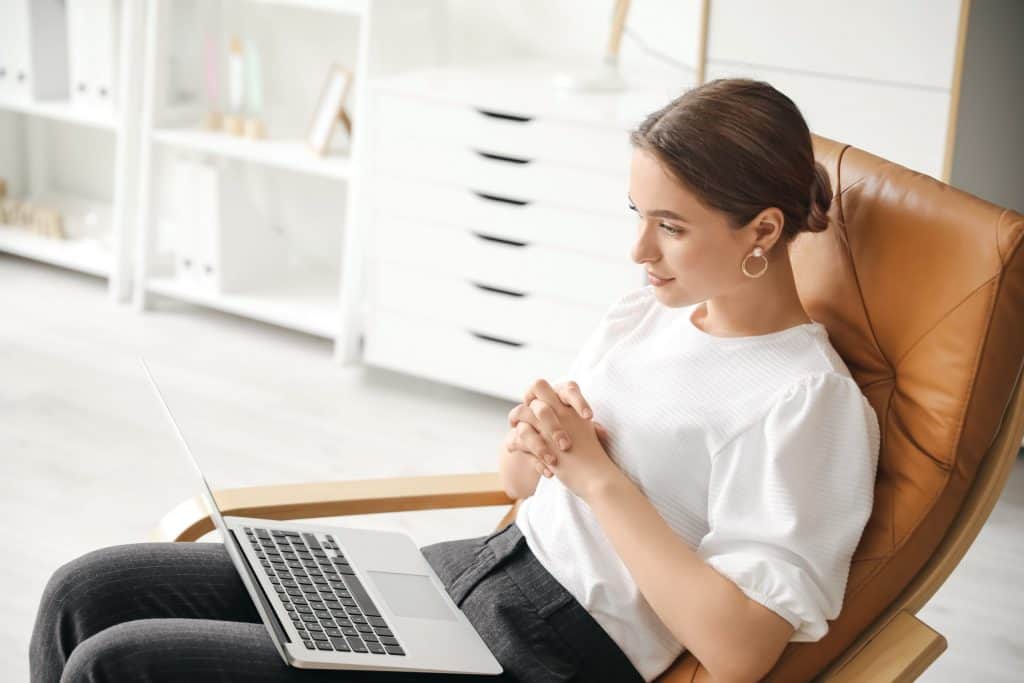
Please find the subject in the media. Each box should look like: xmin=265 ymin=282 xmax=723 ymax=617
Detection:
xmin=628 ymin=203 xmax=682 ymax=235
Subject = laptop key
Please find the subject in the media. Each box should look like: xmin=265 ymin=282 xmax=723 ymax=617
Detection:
xmin=373 ymin=627 xmax=393 ymax=638
xmin=367 ymin=642 xmax=386 ymax=655
xmin=315 ymin=641 xmax=333 ymax=651
xmin=385 ymin=645 xmax=405 ymax=656
xmin=355 ymin=623 xmax=373 ymax=634
xmin=343 ymin=576 xmax=381 ymax=617
xmin=340 ymin=626 xmax=359 ymax=637
xmin=368 ymin=616 xmax=387 ymax=627
xmin=347 ymin=637 xmax=368 ymax=653
xmin=329 ymin=637 xmax=351 ymax=652
xmin=378 ymin=636 xmax=399 ymax=646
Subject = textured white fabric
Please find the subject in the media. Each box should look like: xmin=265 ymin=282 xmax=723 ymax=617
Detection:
xmin=515 ymin=285 xmax=880 ymax=682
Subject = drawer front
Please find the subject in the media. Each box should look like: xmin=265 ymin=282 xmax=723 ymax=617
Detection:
xmin=705 ymin=63 xmax=950 ymax=179
xmin=370 ymin=260 xmax=605 ymax=354
xmin=371 ymin=132 xmax=628 ymax=217
xmin=364 ymin=309 xmax=575 ymax=402
xmin=369 ymin=173 xmax=634 ymax=261
xmin=707 ymin=0 xmax=961 ymax=90
xmin=369 ymin=214 xmax=642 ymax=309
xmin=374 ymin=92 xmax=634 ymax=175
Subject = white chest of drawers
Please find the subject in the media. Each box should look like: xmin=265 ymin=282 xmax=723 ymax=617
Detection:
xmin=357 ymin=60 xmax=669 ymax=401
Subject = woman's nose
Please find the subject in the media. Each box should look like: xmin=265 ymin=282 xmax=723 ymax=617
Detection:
xmin=631 ymin=223 xmax=659 ymax=264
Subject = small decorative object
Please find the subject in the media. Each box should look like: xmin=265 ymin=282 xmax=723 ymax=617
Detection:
xmin=201 ymin=35 xmax=223 ymax=130
xmin=222 ymin=36 xmax=245 ymax=136
xmin=0 ymin=198 xmax=17 ymax=225
xmin=32 ymin=207 xmax=66 ymax=240
xmin=243 ymin=40 xmax=265 ymax=139
xmin=12 ymin=200 xmax=35 ymax=226
xmin=307 ymin=64 xmax=353 ymax=156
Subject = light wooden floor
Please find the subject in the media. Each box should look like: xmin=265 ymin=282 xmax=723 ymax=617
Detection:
xmin=3 ymin=254 xmax=1022 ymax=681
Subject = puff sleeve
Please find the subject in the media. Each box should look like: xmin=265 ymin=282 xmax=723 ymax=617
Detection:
xmin=695 ymin=372 xmax=881 ymax=641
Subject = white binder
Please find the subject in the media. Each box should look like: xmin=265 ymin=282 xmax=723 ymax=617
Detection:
xmin=172 ymin=157 xmax=279 ymax=294
xmin=67 ymin=0 xmax=120 ymax=112
xmin=2 ymin=0 xmax=69 ymax=100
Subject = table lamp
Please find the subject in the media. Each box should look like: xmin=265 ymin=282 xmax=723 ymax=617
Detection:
xmin=552 ymin=0 xmax=631 ymax=92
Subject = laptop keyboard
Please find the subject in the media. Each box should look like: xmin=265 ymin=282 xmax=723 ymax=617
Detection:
xmin=244 ymin=526 xmax=405 ymax=656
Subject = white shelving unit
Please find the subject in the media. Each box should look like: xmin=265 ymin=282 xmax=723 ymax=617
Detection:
xmin=132 ymin=0 xmax=445 ymax=345
xmin=0 ymin=1 xmax=144 ymax=301
xmin=152 ymin=127 xmax=353 ymax=181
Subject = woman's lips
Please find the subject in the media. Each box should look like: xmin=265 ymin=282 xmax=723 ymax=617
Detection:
xmin=647 ymin=272 xmax=674 ymax=286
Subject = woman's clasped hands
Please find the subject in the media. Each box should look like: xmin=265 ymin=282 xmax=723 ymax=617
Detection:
xmin=505 ymin=379 xmax=621 ymax=504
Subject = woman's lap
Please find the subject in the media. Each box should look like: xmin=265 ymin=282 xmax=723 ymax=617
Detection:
xmin=32 ymin=526 xmax=642 ymax=682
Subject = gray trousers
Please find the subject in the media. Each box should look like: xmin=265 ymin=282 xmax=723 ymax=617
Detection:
xmin=30 ymin=521 xmax=645 ymax=682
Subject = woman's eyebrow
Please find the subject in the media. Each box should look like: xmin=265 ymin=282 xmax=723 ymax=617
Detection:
xmin=627 ymin=194 xmax=690 ymax=222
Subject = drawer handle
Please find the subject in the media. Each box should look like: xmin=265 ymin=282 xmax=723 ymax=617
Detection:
xmin=469 ymin=330 xmax=525 ymax=348
xmin=475 ymin=150 xmax=532 ymax=165
xmin=475 ymin=108 xmax=533 ymax=123
xmin=471 ymin=190 xmax=530 ymax=207
xmin=472 ymin=231 xmax=529 ymax=248
xmin=471 ymin=281 xmax=527 ymax=298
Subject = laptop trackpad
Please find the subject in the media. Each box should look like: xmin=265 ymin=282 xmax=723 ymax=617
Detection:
xmin=366 ymin=570 xmax=457 ymax=621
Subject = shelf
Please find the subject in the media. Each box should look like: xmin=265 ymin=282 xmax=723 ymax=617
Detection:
xmin=152 ymin=127 xmax=353 ymax=180
xmin=244 ymin=0 xmax=367 ymax=15
xmin=0 ymin=97 xmax=117 ymax=131
xmin=0 ymin=225 xmax=112 ymax=277
xmin=0 ymin=194 xmax=115 ymax=276
xmin=146 ymin=269 xmax=340 ymax=338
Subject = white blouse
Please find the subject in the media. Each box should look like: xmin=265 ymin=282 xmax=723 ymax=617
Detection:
xmin=515 ymin=285 xmax=881 ymax=682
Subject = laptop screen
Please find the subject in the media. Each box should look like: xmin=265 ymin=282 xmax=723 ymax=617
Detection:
xmin=140 ymin=357 xmax=232 ymax=541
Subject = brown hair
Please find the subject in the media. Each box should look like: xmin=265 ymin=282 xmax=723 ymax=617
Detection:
xmin=629 ymin=78 xmax=832 ymax=243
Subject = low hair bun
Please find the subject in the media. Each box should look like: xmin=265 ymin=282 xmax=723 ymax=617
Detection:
xmin=806 ymin=161 xmax=833 ymax=233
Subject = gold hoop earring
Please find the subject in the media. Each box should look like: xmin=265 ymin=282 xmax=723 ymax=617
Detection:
xmin=742 ymin=246 xmax=768 ymax=278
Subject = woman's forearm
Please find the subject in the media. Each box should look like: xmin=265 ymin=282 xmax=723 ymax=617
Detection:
xmin=586 ymin=475 xmax=769 ymax=682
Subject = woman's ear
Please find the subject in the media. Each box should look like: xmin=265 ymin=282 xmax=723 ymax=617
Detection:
xmin=751 ymin=207 xmax=785 ymax=251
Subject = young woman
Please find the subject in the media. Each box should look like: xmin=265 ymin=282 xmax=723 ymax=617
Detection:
xmin=30 ymin=79 xmax=879 ymax=683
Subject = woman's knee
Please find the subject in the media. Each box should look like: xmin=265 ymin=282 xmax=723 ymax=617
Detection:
xmin=37 ymin=544 xmax=144 ymax=619
xmin=60 ymin=621 xmax=149 ymax=683
xmin=31 ymin=545 xmax=149 ymax=681
xmin=61 ymin=619 xmax=284 ymax=682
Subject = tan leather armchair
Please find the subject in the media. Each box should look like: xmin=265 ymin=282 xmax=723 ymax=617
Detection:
xmin=156 ymin=136 xmax=1024 ymax=682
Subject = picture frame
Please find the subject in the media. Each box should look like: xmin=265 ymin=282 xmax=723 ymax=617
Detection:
xmin=307 ymin=64 xmax=354 ymax=156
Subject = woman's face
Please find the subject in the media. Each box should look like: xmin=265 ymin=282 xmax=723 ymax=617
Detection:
xmin=628 ymin=147 xmax=754 ymax=309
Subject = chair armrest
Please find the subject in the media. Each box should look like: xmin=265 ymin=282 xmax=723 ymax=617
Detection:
xmin=154 ymin=472 xmax=515 ymax=542
xmin=821 ymin=610 xmax=947 ymax=682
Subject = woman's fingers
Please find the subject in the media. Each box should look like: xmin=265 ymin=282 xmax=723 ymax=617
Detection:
xmin=556 ymin=381 xmax=593 ymax=419
xmin=516 ymin=421 xmax=557 ymax=467
xmin=524 ymin=379 xmax=574 ymax=451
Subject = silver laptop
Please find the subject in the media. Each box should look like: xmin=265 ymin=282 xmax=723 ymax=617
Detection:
xmin=141 ymin=358 xmax=503 ymax=676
